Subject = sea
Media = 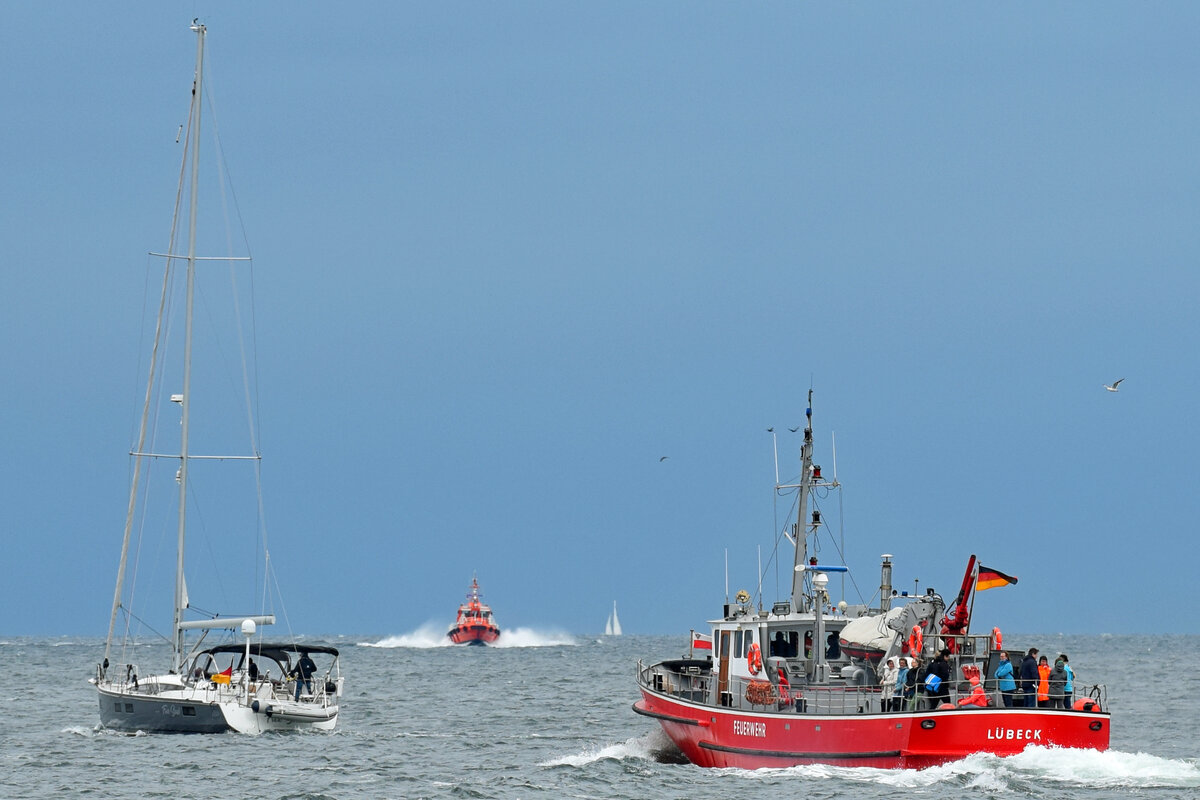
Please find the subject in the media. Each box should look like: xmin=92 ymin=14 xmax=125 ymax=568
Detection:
xmin=2 ymin=630 xmax=1197 ymax=799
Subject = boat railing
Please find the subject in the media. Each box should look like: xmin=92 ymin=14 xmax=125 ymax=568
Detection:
xmin=639 ymin=659 xmax=1108 ymax=714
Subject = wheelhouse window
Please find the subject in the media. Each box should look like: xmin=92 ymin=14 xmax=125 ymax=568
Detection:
xmin=770 ymin=630 xmax=799 ymax=658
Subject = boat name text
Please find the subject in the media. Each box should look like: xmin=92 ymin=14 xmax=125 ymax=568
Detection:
xmin=733 ymin=720 xmax=766 ymax=738
xmin=986 ymin=728 xmax=1042 ymax=741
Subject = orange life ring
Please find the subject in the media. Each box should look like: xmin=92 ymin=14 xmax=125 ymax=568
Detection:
xmin=907 ymin=625 xmax=923 ymax=656
xmin=992 ymin=627 xmax=1003 ymax=650
xmin=747 ymin=642 xmax=763 ymax=675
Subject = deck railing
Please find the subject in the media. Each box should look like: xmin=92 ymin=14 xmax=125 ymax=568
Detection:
xmin=637 ymin=659 xmax=1107 ymax=715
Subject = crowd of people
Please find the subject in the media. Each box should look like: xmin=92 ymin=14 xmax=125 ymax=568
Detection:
xmin=877 ymin=646 xmax=1075 ymax=711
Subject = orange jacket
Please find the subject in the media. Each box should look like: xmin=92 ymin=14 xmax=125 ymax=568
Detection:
xmin=1037 ymin=663 xmax=1050 ymax=701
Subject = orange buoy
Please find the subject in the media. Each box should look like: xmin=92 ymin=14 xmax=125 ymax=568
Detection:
xmin=747 ymin=642 xmax=763 ymax=675
xmin=992 ymin=627 xmax=1003 ymax=650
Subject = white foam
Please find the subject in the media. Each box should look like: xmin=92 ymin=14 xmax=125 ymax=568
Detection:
xmin=737 ymin=747 xmax=1200 ymax=789
xmin=1004 ymin=746 xmax=1200 ymax=788
xmin=491 ymin=627 xmax=576 ymax=648
xmin=541 ymin=729 xmax=672 ymax=767
xmin=357 ymin=623 xmax=451 ymax=648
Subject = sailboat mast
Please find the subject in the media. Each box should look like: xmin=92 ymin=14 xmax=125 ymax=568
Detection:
xmin=789 ymin=390 xmax=815 ymax=610
xmin=173 ymin=21 xmax=205 ymax=674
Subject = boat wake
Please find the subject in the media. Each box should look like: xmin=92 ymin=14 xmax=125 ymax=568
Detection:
xmin=491 ymin=627 xmax=575 ymax=648
xmin=358 ymin=624 xmax=452 ymax=649
xmin=542 ymin=729 xmax=685 ymax=767
xmin=733 ymin=747 xmax=1200 ymax=789
xmin=358 ymin=625 xmax=575 ymax=649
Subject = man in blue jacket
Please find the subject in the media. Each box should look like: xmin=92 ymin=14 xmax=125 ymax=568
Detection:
xmin=1019 ymin=647 xmax=1039 ymax=707
xmin=994 ymin=651 xmax=1016 ymax=707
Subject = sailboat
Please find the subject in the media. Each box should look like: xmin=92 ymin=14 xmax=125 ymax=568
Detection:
xmin=90 ymin=21 xmax=342 ymax=733
xmin=605 ymin=601 xmax=623 ymax=636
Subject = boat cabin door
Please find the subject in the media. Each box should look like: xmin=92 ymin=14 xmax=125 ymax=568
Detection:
xmin=717 ymin=630 xmax=732 ymax=707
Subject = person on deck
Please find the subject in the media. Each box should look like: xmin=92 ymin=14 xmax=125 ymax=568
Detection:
xmin=1048 ymin=658 xmax=1068 ymax=709
xmin=880 ymin=658 xmax=898 ymax=713
xmin=957 ymin=675 xmax=989 ymax=707
xmin=1036 ymin=655 xmax=1051 ymax=708
xmin=927 ymin=649 xmax=952 ymax=709
xmin=1060 ymin=654 xmax=1075 ymax=708
xmin=994 ymin=651 xmax=1016 ymax=707
xmin=894 ymin=658 xmax=909 ymax=713
xmin=904 ymin=657 xmax=921 ymax=710
xmin=1019 ymin=648 xmax=1039 ymax=708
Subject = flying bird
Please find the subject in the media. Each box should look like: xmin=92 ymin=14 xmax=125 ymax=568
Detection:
xmin=766 ymin=427 xmax=774 ymax=433
xmin=789 ymin=427 xmax=800 ymax=432
xmin=1104 ymin=378 xmax=1124 ymax=392
xmin=659 ymin=456 xmax=669 ymax=462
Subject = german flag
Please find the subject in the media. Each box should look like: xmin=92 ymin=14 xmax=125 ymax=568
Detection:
xmin=976 ymin=566 xmax=1018 ymax=591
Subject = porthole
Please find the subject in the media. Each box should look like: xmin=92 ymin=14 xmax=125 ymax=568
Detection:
xmin=920 ymin=719 xmax=936 ymax=730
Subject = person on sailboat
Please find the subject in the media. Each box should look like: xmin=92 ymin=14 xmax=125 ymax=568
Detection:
xmin=294 ymin=651 xmax=317 ymax=700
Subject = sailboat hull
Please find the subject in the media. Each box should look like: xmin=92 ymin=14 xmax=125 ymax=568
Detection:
xmin=95 ymin=676 xmax=339 ymax=734
xmin=97 ymin=682 xmax=232 ymax=733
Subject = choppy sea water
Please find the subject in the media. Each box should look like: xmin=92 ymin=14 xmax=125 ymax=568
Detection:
xmin=1 ymin=632 xmax=1197 ymax=799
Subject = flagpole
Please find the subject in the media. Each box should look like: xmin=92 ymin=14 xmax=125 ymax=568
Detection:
xmin=966 ymin=560 xmax=980 ymax=642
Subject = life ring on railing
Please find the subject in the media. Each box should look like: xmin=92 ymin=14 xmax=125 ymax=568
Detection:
xmin=907 ymin=625 xmax=923 ymax=656
xmin=747 ymin=643 xmax=763 ymax=675
xmin=992 ymin=627 xmax=1003 ymax=650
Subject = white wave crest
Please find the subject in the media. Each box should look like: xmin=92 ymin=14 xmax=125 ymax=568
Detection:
xmin=1002 ymin=745 xmax=1200 ymax=788
xmin=357 ymin=623 xmax=451 ymax=649
xmin=541 ymin=729 xmax=673 ymax=767
xmin=358 ymin=624 xmax=575 ymax=649
xmin=746 ymin=746 xmax=1200 ymax=789
xmin=492 ymin=627 xmax=576 ymax=648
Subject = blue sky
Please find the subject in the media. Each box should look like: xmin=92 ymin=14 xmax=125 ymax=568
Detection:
xmin=3 ymin=3 xmax=1199 ymax=638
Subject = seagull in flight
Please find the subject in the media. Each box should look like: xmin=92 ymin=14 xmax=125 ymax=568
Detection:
xmin=659 ymin=456 xmax=669 ymax=462
xmin=1104 ymin=378 xmax=1124 ymax=392
xmin=766 ymin=427 xmax=774 ymax=433
xmin=789 ymin=427 xmax=800 ymax=432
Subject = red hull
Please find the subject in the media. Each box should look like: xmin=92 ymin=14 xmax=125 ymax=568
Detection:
xmin=447 ymin=624 xmax=500 ymax=645
xmin=635 ymin=689 xmax=1109 ymax=769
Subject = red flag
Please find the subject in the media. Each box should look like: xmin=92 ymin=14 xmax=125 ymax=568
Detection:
xmin=691 ymin=631 xmax=713 ymax=650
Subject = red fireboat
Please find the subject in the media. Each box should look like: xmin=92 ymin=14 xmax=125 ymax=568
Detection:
xmin=634 ymin=391 xmax=1110 ymax=768
xmin=447 ymin=575 xmax=501 ymax=646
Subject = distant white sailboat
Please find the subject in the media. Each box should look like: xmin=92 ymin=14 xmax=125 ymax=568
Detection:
xmin=605 ymin=601 xmax=623 ymax=636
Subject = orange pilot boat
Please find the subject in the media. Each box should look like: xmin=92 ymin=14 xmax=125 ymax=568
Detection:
xmin=447 ymin=576 xmax=501 ymax=646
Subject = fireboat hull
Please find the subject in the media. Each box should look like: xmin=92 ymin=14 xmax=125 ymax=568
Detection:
xmin=634 ymin=689 xmax=1109 ymax=769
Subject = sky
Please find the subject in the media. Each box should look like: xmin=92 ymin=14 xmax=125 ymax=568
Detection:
xmin=3 ymin=3 xmax=1199 ymax=639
